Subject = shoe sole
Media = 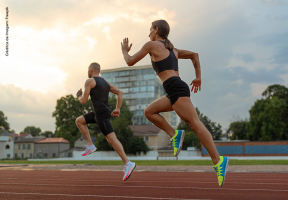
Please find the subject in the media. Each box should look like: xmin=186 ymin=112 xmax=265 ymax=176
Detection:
xmin=221 ymin=157 xmax=230 ymax=187
xmin=175 ymin=130 xmax=185 ymax=157
xmin=124 ymin=164 xmax=136 ymax=181
xmin=82 ymin=148 xmax=97 ymax=156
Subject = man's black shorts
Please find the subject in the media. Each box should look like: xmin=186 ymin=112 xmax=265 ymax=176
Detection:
xmin=83 ymin=112 xmax=114 ymax=136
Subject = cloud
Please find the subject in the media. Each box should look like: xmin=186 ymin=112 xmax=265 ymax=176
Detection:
xmin=0 ymin=83 xmax=61 ymax=132
xmin=85 ymin=36 xmax=98 ymax=49
xmin=0 ymin=0 xmax=287 ymax=132
xmin=261 ymin=0 xmax=286 ymax=6
xmin=251 ymin=83 xmax=269 ymax=97
xmin=280 ymin=73 xmax=288 ymax=86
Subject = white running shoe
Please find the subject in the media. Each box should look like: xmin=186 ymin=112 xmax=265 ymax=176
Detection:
xmin=123 ymin=161 xmax=136 ymax=181
xmin=81 ymin=144 xmax=97 ymax=156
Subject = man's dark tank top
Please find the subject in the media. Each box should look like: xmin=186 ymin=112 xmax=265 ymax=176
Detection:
xmin=151 ymin=40 xmax=178 ymax=74
xmin=90 ymin=76 xmax=111 ymax=119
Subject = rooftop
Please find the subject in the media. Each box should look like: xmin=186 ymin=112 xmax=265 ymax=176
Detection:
xmin=18 ymin=133 xmax=31 ymax=137
xmin=101 ymin=65 xmax=152 ymax=73
xmin=15 ymin=137 xmax=45 ymax=143
xmin=130 ymin=124 xmax=161 ymax=136
xmin=35 ymin=138 xmax=70 ymax=144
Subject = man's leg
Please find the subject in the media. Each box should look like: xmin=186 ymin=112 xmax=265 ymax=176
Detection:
xmin=75 ymin=113 xmax=97 ymax=156
xmin=75 ymin=115 xmax=93 ymax=145
xmin=105 ymin=132 xmax=129 ymax=165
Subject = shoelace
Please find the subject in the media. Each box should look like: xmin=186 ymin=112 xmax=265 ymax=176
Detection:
xmin=214 ymin=166 xmax=223 ymax=176
xmin=171 ymin=137 xmax=178 ymax=148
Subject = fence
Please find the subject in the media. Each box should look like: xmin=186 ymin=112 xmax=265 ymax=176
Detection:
xmin=201 ymin=141 xmax=288 ymax=156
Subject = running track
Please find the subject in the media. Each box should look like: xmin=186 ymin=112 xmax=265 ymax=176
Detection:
xmin=0 ymin=170 xmax=287 ymax=199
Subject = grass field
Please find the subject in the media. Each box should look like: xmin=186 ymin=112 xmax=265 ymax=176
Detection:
xmin=1 ymin=160 xmax=288 ymax=165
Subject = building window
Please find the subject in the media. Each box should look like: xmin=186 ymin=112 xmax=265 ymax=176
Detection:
xmin=28 ymin=144 xmax=31 ymax=149
xmin=52 ymin=153 xmax=56 ymax=158
xmin=18 ymin=145 xmax=20 ymax=150
xmin=44 ymin=154 xmax=48 ymax=158
xmin=68 ymin=153 xmax=73 ymax=157
xmin=144 ymin=136 xmax=149 ymax=142
xmin=22 ymin=144 xmax=26 ymax=150
xmin=30 ymin=154 xmax=33 ymax=158
xmin=21 ymin=153 xmax=24 ymax=159
xmin=7 ymin=154 xmax=10 ymax=158
xmin=15 ymin=153 xmax=17 ymax=158
xmin=5 ymin=145 xmax=10 ymax=149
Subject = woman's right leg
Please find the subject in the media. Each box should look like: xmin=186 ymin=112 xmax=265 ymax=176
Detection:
xmin=144 ymin=96 xmax=175 ymax=137
xmin=172 ymin=97 xmax=220 ymax=165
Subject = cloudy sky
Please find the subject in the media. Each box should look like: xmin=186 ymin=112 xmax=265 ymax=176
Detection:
xmin=0 ymin=0 xmax=287 ymax=133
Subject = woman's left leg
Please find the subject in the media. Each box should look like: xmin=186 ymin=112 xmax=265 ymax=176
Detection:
xmin=172 ymin=97 xmax=220 ymax=165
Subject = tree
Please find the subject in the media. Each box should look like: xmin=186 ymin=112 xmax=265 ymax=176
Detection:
xmin=197 ymin=108 xmax=223 ymax=140
xmin=262 ymin=84 xmax=288 ymax=102
xmin=40 ymin=130 xmax=54 ymax=138
xmin=130 ymin=136 xmax=149 ymax=155
xmin=247 ymin=97 xmax=286 ymax=141
xmin=53 ymin=94 xmax=149 ymax=153
xmin=181 ymin=131 xmax=200 ymax=150
xmin=177 ymin=107 xmax=223 ymax=149
xmin=52 ymin=94 xmax=96 ymax=147
xmin=262 ymin=84 xmax=288 ymax=140
xmin=21 ymin=126 xmax=41 ymax=137
xmin=0 ymin=111 xmax=10 ymax=131
xmin=227 ymin=119 xmax=249 ymax=140
xmin=96 ymin=95 xmax=149 ymax=154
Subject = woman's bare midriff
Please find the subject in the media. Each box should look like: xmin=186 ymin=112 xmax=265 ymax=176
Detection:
xmin=157 ymin=70 xmax=179 ymax=83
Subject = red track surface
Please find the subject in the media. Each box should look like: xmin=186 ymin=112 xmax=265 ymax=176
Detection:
xmin=0 ymin=170 xmax=287 ymax=200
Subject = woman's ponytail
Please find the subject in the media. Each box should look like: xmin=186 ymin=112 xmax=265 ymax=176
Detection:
xmin=164 ymin=38 xmax=174 ymax=51
xmin=152 ymin=20 xmax=174 ymax=50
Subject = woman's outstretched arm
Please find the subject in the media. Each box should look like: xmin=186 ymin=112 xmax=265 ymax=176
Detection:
xmin=175 ymin=48 xmax=202 ymax=93
xmin=121 ymin=38 xmax=152 ymax=66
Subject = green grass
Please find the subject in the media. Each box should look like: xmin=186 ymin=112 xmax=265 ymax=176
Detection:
xmin=1 ymin=160 xmax=288 ymax=165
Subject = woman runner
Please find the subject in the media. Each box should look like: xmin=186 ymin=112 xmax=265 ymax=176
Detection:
xmin=121 ymin=19 xmax=229 ymax=186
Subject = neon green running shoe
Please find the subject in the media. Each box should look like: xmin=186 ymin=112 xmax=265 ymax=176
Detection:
xmin=170 ymin=130 xmax=185 ymax=156
xmin=213 ymin=155 xmax=230 ymax=187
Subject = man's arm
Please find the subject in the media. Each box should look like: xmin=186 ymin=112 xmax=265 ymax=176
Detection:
xmin=77 ymin=79 xmax=93 ymax=105
xmin=121 ymin=38 xmax=152 ymax=66
xmin=107 ymin=82 xmax=123 ymax=117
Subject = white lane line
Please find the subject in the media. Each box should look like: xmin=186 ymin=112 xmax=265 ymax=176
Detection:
xmin=0 ymin=192 xmax=208 ymax=200
xmin=1 ymin=182 xmax=288 ymax=192
xmin=1 ymin=175 xmax=288 ymax=182
xmin=1 ymin=177 xmax=287 ymax=185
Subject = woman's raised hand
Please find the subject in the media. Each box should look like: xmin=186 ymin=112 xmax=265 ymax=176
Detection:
xmin=190 ymin=78 xmax=201 ymax=93
xmin=121 ymin=37 xmax=132 ymax=53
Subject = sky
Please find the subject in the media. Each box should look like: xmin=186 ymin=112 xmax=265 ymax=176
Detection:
xmin=0 ymin=0 xmax=287 ymax=133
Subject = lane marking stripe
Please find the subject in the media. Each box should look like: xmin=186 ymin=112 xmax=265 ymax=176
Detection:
xmin=0 ymin=192 xmax=207 ymax=200
xmin=1 ymin=182 xmax=288 ymax=192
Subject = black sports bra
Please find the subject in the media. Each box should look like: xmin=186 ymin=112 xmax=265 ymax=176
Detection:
xmin=151 ymin=41 xmax=178 ymax=74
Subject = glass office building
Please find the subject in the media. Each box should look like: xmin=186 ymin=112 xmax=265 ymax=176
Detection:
xmin=101 ymin=65 xmax=177 ymax=127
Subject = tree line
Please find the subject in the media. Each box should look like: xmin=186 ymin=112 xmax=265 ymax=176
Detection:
xmin=1 ymin=84 xmax=287 ymax=152
xmin=228 ymin=84 xmax=288 ymax=141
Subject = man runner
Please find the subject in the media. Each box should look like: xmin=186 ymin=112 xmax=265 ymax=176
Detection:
xmin=75 ymin=62 xmax=136 ymax=181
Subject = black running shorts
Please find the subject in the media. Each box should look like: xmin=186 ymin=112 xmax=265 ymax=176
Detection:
xmin=83 ymin=112 xmax=114 ymax=136
xmin=163 ymin=76 xmax=190 ymax=105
